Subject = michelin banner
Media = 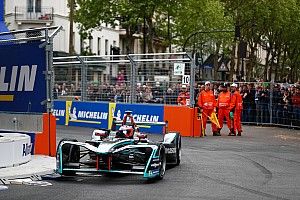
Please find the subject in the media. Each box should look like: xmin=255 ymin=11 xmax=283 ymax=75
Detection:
xmin=53 ymin=101 xmax=165 ymax=134
xmin=52 ymin=101 xmax=66 ymax=125
xmin=65 ymin=101 xmax=108 ymax=129
xmin=111 ymin=103 xmax=164 ymax=134
xmin=0 ymin=42 xmax=46 ymax=113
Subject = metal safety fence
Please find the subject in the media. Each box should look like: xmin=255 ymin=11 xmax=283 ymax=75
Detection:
xmin=53 ymin=52 xmax=194 ymax=104
xmin=53 ymin=54 xmax=300 ymax=129
xmin=201 ymin=81 xmax=300 ymax=128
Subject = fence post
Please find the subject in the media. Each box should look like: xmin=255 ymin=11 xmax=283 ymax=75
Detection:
xmin=77 ymin=56 xmax=87 ymax=101
xmin=269 ymin=81 xmax=274 ymax=124
xmin=188 ymin=53 xmax=195 ymax=107
xmin=127 ymin=55 xmax=136 ymax=103
xmin=48 ymin=37 xmax=55 ymax=111
xmin=44 ymin=28 xmax=52 ymax=113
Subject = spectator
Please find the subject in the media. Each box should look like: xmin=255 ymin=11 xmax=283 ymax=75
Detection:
xmin=177 ymin=85 xmax=190 ymax=106
xmin=116 ymin=70 xmax=125 ymax=86
xmin=153 ymin=82 xmax=163 ymax=103
xmin=142 ymin=86 xmax=154 ymax=103
xmin=61 ymin=83 xmax=68 ymax=96
xmin=280 ymin=89 xmax=292 ymax=125
xmin=53 ymin=84 xmax=60 ymax=99
xmin=291 ymin=86 xmax=300 ymax=126
xmin=165 ymin=88 xmax=175 ymax=104
xmin=256 ymin=86 xmax=269 ymax=123
xmin=213 ymin=83 xmax=220 ymax=99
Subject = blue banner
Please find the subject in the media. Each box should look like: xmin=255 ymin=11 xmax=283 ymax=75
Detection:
xmin=66 ymin=101 xmax=109 ymax=129
xmin=52 ymin=101 xmax=66 ymax=125
xmin=0 ymin=0 xmax=3 ymax=21
xmin=113 ymin=103 xmax=164 ymax=134
xmin=52 ymin=101 xmax=165 ymax=134
xmin=0 ymin=42 xmax=46 ymax=113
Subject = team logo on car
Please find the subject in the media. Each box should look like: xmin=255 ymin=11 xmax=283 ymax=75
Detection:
xmin=165 ymin=148 xmax=176 ymax=154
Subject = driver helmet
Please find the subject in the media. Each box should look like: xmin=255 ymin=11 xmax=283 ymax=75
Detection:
xmin=125 ymin=110 xmax=132 ymax=115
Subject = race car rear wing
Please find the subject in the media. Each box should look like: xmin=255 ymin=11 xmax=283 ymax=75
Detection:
xmin=112 ymin=119 xmax=168 ymax=134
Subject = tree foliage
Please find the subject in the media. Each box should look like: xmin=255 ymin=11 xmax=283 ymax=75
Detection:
xmin=74 ymin=0 xmax=300 ymax=82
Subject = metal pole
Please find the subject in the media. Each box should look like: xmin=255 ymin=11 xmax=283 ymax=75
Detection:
xmin=44 ymin=28 xmax=51 ymax=113
xmin=45 ymin=28 xmax=52 ymax=157
xmin=77 ymin=56 xmax=87 ymax=101
xmin=127 ymin=55 xmax=136 ymax=104
xmin=269 ymin=81 xmax=273 ymax=124
xmin=188 ymin=53 xmax=195 ymax=108
xmin=48 ymin=37 xmax=54 ymax=111
xmin=47 ymin=25 xmax=61 ymax=109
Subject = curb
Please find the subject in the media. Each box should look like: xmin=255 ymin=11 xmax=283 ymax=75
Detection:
xmin=0 ymin=155 xmax=56 ymax=183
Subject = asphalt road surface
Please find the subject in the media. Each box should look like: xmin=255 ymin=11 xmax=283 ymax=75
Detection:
xmin=1 ymin=125 xmax=300 ymax=200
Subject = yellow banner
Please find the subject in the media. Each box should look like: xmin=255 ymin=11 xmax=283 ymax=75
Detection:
xmin=108 ymin=102 xmax=116 ymax=129
xmin=65 ymin=101 xmax=72 ymax=126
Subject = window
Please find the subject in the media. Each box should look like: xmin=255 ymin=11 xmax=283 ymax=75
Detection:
xmin=27 ymin=0 xmax=34 ymax=12
xmin=105 ymin=39 xmax=108 ymax=55
xmin=72 ymin=32 xmax=75 ymax=51
xmin=27 ymin=0 xmax=42 ymax=12
xmin=97 ymin=37 xmax=101 ymax=55
xmin=113 ymin=40 xmax=116 ymax=47
xmin=80 ymin=36 xmax=84 ymax=54
xmin=88 ymin=35 xmax=93 ymax=53
xmin=35 ymin=0 xmax=42 ymax=12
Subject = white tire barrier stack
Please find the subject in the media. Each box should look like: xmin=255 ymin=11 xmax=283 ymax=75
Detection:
xmin=0 ymin=133 xmax=32 ymax=168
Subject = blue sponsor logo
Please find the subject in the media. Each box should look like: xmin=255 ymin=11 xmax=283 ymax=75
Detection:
xmin=0 ymin=42 xmax=46 ymax=113
xmin=68 ymin=101 xmax=109 ymax=128
xmin=52 ymin=109 xmax=65 ymax=117
xmin=114 ymin=104 xmax=164 ymax=134
xmin=22 ymin=143 xmax=32 ymax=157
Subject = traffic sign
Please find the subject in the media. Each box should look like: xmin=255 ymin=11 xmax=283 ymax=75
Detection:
xmin=218 ymin=62 xmax=229 ymax=72
xmin=174 ymin=63 xmax=185 ymax=75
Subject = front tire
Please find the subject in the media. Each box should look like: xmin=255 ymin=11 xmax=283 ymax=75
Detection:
xmin=155 ymin=145 xmax=166 ymax=180
xmin=175 ymin=134 xmax=181 ymax=166
xmin=57 ymin=138 xmax=79 ymax=176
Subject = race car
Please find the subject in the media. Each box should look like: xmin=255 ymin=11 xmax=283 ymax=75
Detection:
xmin=56 ymin=112 xmax=181 ymax=180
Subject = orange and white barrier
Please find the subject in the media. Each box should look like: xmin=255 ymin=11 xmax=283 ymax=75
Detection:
xmin=34 ymin=113 xmax=56 ymax=156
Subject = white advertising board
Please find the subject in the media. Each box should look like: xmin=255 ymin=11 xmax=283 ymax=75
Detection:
xmin=0 ymin=133 xmax=31 ymax=168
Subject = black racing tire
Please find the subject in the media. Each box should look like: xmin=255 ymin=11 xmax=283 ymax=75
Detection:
xmin=154 ymin=145 xmax=166 ymax=180
xmin=174 ymin=133 xmax=182 ymax=166
xmin=57 ymin=138 xmax=79 ymax=176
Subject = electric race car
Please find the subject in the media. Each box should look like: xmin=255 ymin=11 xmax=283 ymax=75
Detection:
xmin=56 ymin=112 xmax=181 ymax=180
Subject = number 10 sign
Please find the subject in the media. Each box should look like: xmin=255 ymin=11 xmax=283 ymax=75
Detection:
xmin=182 ymin=75 xmax=190 ymax=85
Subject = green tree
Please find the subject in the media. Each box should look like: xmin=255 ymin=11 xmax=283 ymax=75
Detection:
xmin=75 ymin=0 xmax=175 ymax=54
xmin=173 ymin=0 xmax=233 ymax=79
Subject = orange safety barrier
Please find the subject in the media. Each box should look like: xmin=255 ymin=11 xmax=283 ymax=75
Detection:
xmin=193 ymin=108 xmax=202 ymax=137
xmin=164 ymin=105 xmax=194 ymax=137
xmin=35 ymin=113 xmax=56 ymax=156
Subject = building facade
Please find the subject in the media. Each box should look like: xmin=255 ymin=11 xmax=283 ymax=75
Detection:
xmin=4 ymin=0 xmax=121 ymax=87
